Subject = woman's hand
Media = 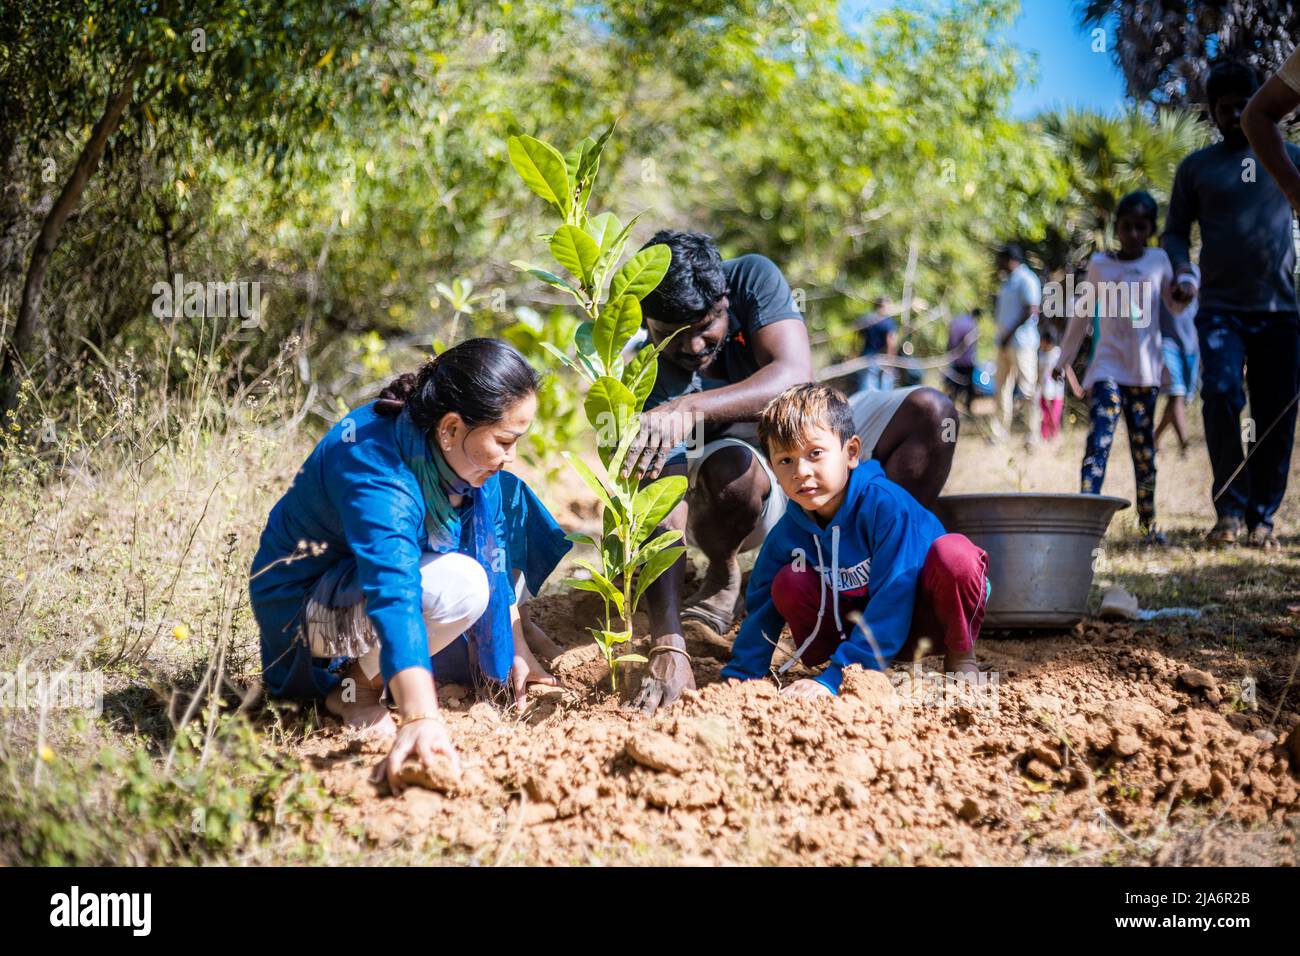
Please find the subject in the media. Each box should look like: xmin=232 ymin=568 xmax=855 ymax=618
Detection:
xmin=371 ymin=714 xmax=460 ymax=797
xmin=781 ymin=678 xmax=833 ymax=699
xmin=509 ymin=649 xmax=558 ymax=711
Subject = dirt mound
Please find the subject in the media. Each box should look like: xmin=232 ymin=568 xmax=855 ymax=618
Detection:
xmin=298 ymin=592 xmax=1300 ymax=865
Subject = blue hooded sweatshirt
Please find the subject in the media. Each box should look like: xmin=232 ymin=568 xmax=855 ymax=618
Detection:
xmin=249 ymin=401 xmax=571 ymax=699
xmin=721 ymin=458 xmax=946 ymax=694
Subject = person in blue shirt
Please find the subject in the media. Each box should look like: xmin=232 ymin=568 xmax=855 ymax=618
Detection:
xmin=854 ymin=296 xmax=898 ymax=393
xmin=722 ymin=384 xmax=988 ymax=697
xmin=249 ymin=339 xmax=568 ymax=793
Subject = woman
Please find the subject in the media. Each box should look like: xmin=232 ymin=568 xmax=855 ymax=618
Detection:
xmin=250 ymin=338 xmax=565 ymax=792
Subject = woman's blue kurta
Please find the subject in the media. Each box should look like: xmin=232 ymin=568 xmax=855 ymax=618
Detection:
xmin=249 ymin=401 xmax=522 ymax=699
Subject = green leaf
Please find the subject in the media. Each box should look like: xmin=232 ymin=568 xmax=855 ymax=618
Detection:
xmin=578 ymin=120 xmax=616 ymax=183
xmin=585 ymin=212 xmax=621 ymax=250
xmin=585 ymin=376 xmax=637 ymax=468
xmin=565 ymin=137 xmax=595 ymax=194
xmin=598 ymin=210 xmax=643 ymax=274
xmin=615 ymin=653 xmax=648 ymax=665
xmin=607 ymin=411 xmax=643 ymax=481
xmin=598 ymin=509 xmax=624 ymax=574
xmin=621 ymin=342 xmax=659 ymax=410
xmin=611 ymin=244 xmax=671 ymax=302
xmin=575 ymin=320 xmax=595 ymax=350
xmin=508 ymin=134 xmax=571 ymax=218
xmin=594 ymin=294 xmax=642 ymax=371
xmin=632 ymin=475 xmax=688 ymax=545
xmin=511 ymin=260 xmax=580 ymax=297
xmin=601 ymin=529 xmax=624 ymax=578
xmin=597 ymin=629 xmax=632 ymax=653
xmin=538 ymin=341 xmax=594 ymax=384
xmin=630 ymin=529 xmax=684 ymax=570
xmin=632 ymin=546 xmax=687 ymax=613
xmin=566 ymin=578 xmax=617 ymax=612
xmin=574 ymin=350 xmax=602 ymax=382
xmin=563 ymin=451 xmax=619 ymax=518
xmin=565 ymin=531 xmax=598 ymax=548
xmin=550 ymin=225 xmax=601 ymax=286
xmin=572 ymin=564 xmax=625 ymax=617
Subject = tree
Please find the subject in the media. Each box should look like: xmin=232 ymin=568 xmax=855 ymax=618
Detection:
xmin=1079 ymin=1 xmax=1300 ymax=108
xmin=0 ymin=0 xmax=386 ymax=416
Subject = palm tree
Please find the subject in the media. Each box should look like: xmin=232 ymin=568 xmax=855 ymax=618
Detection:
xmin=1037 ymin=107 xmax=1209 ymax=271
xmin=1078 ymin=1 xmax=1300 ymax=108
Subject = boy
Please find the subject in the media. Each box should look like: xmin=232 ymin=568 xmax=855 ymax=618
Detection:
xmin=721 ymin=384 xmax=988 ymax=698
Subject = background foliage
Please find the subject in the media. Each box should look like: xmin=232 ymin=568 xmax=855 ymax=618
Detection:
xmin=0 ymin=0 xmax=1284 ymax=448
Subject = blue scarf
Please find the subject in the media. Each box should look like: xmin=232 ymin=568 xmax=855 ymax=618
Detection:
xmin=393 ymin=407 xmax=514 ymax=685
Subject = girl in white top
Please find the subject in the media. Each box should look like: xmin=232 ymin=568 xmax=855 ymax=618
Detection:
xmin=1054 ymin=190 xmax=1197 ymax=544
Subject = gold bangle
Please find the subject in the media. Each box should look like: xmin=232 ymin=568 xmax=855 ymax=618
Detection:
xmin=400 ymin=711 xmax=440 ymax=725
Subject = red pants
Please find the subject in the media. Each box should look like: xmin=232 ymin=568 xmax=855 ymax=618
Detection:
xmin=770 ymin=533 xmax=987 ymax=667
xmin=1040 ymin=396 xmax=1063 ymax=440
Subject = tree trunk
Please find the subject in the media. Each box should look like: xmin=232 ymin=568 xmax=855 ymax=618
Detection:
xmin=0 ymin=61 xmax=140 ymax=416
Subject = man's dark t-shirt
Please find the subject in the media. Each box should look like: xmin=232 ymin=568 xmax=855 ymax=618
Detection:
xmin=1163 ymin=140 xmax=1300 ymax=315
xmin=645 ymin=253 xmax=804 ymax=410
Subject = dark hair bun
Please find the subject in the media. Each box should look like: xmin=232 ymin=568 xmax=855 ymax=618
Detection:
xmin=372 ymin=339 xmax=539 ymax=436
xmin=374 ymin=371 xmax=419 ymax=417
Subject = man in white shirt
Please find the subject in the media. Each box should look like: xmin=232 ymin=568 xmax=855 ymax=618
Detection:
xmin=993 ymin=243 xmax=1042 ymax=442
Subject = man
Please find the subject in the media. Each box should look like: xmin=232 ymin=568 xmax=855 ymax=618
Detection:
xmin=946 ymin=307 xmax=980 ymax=414
xmin=1164 ymin=60 xmax=1300 ymax=549
xmin=620 ymin=231 xmax=959 ymax=714
xmin=992 ymin=244 xmax=1042 ymax=442
xmin=854 ymin=296 xmax=898 ymax=393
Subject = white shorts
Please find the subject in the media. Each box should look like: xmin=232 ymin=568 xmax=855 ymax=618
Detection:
xmin=684 ymin=437 xmax=788 ymax=553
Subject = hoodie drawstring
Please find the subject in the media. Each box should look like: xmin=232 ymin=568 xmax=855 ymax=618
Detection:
xmin=830 ymin=524 xmax=843 ymax=634
xmin=778 ymin=527 xmax=844 ymax=674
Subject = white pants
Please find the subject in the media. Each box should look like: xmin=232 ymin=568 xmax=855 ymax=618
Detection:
xmin=307 ymin=551 xmax=490 ymax=680
xmin=995 ymin=343 xmax=1041 ymax=438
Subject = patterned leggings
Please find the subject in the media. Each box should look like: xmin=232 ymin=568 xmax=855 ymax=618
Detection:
xmin=1080 ymin=381 xmax=1158 ymax=531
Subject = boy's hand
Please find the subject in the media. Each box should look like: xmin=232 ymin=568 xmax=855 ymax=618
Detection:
xmin=781 ymin=678 xmax=833 ymax=699
xmin=1172 ymin=278 xmax=1197 ymax=304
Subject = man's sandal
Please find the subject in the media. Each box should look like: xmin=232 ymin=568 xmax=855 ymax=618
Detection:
xmin=680 ymin=603 xmax=735 ymax=633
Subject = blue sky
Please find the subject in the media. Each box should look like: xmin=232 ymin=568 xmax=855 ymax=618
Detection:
xmin=845 ymin=0 xmax=1128 ymax=117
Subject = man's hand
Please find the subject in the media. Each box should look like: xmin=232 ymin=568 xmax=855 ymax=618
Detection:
xmin=622 ymin=398 xmax=695 ymax=482
xmin=629 ymin=641 xmax=696 ymax=715
xmin=781 ymin=678 xmax=834 ymax=699
xmin=1171 ymin=278 xmax=1197 ymax=305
